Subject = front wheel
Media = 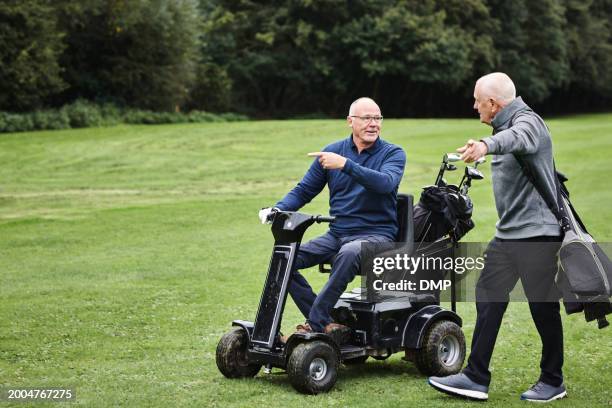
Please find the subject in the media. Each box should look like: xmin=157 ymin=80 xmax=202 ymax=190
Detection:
xmin=287 ymin=341 xmax=339 ymax=394
xmin=415 ymin=320 xmax=465 ymax=376
xmin=216 ymin=327 xmax=261 ymax=378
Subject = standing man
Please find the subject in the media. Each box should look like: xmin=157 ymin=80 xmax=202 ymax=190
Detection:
xmin=259 ymin=97 xmax=406 ymax=339
xmin=428 ymin=73 xmax=566 ymax=402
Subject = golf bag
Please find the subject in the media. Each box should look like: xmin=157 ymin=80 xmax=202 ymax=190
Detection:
xmin=515 ymin=154 xmax=612 ymax=329
xmin=414 ymin=185 xmax=475 ymax=243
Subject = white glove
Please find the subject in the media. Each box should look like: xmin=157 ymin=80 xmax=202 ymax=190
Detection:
xmin=258 ymin=207 xmax=278 ymax=224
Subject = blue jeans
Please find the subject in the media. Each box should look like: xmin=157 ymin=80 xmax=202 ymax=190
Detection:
xmin=289 ymin=231 xmax=391 ymax=332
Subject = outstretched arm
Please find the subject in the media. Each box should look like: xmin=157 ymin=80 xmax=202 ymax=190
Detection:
xmin=481 ymin=114 xmax=542 ymax=155
xmin=458 ymin=114 xmax=541 ymax=162
xmin=275 ymin=158 xmax=327 ymax=211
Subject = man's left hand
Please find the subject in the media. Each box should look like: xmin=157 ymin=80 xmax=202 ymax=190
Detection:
xmin=457 ymin=139 xmax=488 ymax=163
xmin=308 ymin=152 xmax=347 ymax=170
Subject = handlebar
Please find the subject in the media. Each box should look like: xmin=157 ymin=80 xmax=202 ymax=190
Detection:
xmin=266 ymin=210 xmax=335 ymax=224
xmin=314 ymin=215 xmax=335 ymax=223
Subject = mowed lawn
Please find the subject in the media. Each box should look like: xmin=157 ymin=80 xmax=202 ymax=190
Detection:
xmin=1 ymin=115 xmax=611 ymax=407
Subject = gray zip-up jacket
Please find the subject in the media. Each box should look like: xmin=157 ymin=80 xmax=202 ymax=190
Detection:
xmin=481 ymin=96 xmax=561 ymax=239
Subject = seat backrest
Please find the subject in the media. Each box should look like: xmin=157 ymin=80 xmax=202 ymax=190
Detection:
xmin=396 ymin=193 xmax=414 ymax=243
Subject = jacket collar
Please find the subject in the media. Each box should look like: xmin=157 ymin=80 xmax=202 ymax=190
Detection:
xmin=491 ymin=96 xmax=531 ymax=131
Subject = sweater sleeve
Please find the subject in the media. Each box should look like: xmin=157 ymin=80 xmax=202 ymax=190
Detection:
xmin=340 ymin=147 xmax=406 ymax=194
xmin=481 ymin=114 xmax=541 ymax=155
xmin=275 ymin=158 xmax=327 ymax=211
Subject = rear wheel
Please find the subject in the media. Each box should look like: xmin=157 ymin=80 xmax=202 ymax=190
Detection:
xmin=287 ymin=341 xmax=339 ymax=394
xmin=216 ymin=327 xmax=261 ymax=378
xmin=415 ymin=320 xmax=465 ymax=376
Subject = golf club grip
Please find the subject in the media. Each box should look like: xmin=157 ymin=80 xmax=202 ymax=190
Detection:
xmin=315 ymin=215 xmax=335 ymax=223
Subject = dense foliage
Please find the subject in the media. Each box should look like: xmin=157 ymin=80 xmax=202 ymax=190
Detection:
xmin=0 ymin=0 xmax=610 ymax=117
xmin=0 ymin=100 xmax=246 ymax=133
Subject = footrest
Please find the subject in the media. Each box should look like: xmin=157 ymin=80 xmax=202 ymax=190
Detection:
xmin=340 ymin=344 xmax=366 ymax=359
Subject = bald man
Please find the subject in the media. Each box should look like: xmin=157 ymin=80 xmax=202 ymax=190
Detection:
xmin=428 ymin=73 xmax=566 ymax=402
xmin=259 ymin=97 xmax=406 ymax=340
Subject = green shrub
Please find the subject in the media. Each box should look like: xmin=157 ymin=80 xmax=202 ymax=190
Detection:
xmin=0 ymin=113 xmax=6 ymax=132
xmin=216 ymin=112 xmax=248 ymax=122
xmin=0 ymin=112 xmax=35 ymax=132
xmin=158 ymin=112 xmax=187 ymax=124
xmin=122 ymin=109 xmax=222 ymax=125
xmin=122 ymin=110 xmax=158 ymax=124
xmin=0 ymin=102 xmax=248 ymax=133
xmin=61 ymin=100 xmax=104 ymax=128
xmin=187 ymin=110 xmax=220 ymax=123
xmin=99 ymin=104 xmax=121 ymax=126
xmin=31 ymin=110 xmax=70 ymax=130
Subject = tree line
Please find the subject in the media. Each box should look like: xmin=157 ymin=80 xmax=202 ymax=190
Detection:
xmin=1 ymin=0 xmax=610 ymax=117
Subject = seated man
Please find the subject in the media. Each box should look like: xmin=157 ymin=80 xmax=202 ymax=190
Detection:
xmin=259 ymin=97 xmax=406 ymax=338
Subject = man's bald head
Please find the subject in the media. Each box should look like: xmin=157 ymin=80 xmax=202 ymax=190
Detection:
xmin=473 ymin=72 xmax=516 ymax=125
xmin=347 ymin=97 xmax=382 ymax=152
xmin=348 ymin=97 xmax=380 ymax=116
xmin=475 ymin=72 xmax=516 ymax=105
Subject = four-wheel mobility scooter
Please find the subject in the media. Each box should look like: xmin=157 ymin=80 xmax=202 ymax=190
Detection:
xmin=216 ymin=153 xmax=485 ymax=394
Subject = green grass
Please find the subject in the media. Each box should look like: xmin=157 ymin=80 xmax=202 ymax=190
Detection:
xmin=0 ymin=116 xmax=611 ymax=407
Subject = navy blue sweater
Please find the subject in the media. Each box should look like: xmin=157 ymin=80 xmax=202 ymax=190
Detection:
xmin=276 ymin=135 xmax=406 ymax=240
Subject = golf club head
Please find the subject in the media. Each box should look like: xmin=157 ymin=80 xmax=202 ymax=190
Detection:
xmin=444 ymin=153 xmax=462 ymax=163
xmin=466 ymin=166 xmax=484 ymax=180
xmin=475 ymin=156 xmax=486 ymax=167
xmin=445 ymin=164 xmax=457 ymax=171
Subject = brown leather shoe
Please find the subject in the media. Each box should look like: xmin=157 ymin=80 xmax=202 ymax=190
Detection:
xmin=279 ymin=323 xmax=313 ymax=343
xmin=296 ymin=323 xmax=313 ymax=333
xmin=324 ymin=322 xmax=348 ymax=333
xmin=324 ymin=322 xmax=351 ymax=344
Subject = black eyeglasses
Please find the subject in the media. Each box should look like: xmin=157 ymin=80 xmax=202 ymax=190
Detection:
xmin=350 ymin=115 xmax=383 ymax=123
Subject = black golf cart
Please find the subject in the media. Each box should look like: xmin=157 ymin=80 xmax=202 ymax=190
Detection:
xmin=216 ymin=154 xmax=484 ymax=394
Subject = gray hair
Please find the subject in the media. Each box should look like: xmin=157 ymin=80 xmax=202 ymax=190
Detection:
xmin=476 ymin=72 xmax=516 ymax=104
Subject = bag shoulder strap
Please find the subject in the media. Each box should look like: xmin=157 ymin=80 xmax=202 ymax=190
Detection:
xmin=512 ymin=154 xmax=572 ymax=233
xmin=505 ymin=112 xmax=574 ymax=233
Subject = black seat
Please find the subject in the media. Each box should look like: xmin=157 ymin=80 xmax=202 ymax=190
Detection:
xmin=319 ymin=193 xmax=414 ymax=273
xmin=395 ymin=193 xmax=414 ymax=245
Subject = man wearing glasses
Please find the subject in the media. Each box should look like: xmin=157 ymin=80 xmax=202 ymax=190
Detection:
xmin=259 ymin=97 xmax=406 ymax=340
